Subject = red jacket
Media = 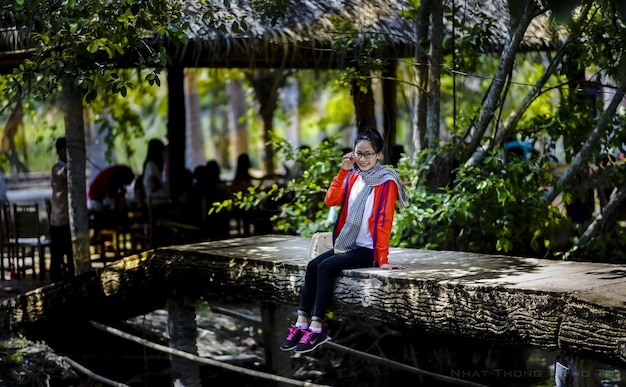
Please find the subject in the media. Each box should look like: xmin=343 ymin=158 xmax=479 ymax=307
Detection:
xmin=325 ymin=168 xmax=399 ymax=266
xmin=88 ymin=165 xmax=135 ymax=201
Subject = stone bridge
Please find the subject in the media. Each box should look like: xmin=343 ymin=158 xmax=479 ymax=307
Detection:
xmin=2 ymin=234 xmax=626 ymax=385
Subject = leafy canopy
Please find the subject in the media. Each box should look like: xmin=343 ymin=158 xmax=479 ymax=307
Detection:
xmin=8 ymin=0 xmax=189 ymax=102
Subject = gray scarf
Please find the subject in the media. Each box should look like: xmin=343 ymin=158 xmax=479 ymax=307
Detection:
xmin=334 ymin=162 xmax=407 ymax=254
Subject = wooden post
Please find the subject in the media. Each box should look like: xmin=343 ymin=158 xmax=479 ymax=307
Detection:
xmin=166 ymin=64 xmax=186 ymax=201
xmin=382 ymin=61 xmax=398 ymax=162
xmin=555 ymin=354 xmax=612 ymax=387
xmin=261 ymin=301 xmax=295 ymax=379
xmin=168 ymin=294 xmax=202 ymax=386
xmin=351 ymin=68 xmax=376 ymax=132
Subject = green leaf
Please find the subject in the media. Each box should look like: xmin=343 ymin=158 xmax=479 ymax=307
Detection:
xmin=87 ymin=41 xmax=99 ymax=53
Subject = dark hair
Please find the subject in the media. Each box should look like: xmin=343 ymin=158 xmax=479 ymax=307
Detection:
xmin=55 ymin=137 xmax=66 ymax=152
xmin=143 ymin=138 xmax=165 ymax=172
xmin=205 ymin=160 xmax=222 ymax=183
xmin=234 ymin=153 xmax=252 ymax=178
xmin=354 ymin=128 xmax=384 ymax=153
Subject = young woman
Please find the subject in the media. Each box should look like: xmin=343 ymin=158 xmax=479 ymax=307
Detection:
xmin=141 ymin=138 xmax=169 ymax=203
xmin=280 ymin=128 xmax=407 ymax=354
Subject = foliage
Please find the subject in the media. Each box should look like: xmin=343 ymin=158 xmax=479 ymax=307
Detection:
xmin=444 ymin=3 xmax=500 ymax=73
xmin=392 ymin=151 xmax=569 ymax=256
xmin=578 ymin=1 xmax=626 ymax=80
xmin=329 ymin=14 xmax=387 ymax=93
xmin=570 ymin=223 xmax=626 ymax=263
xmin=88 ymin=69 xmax=163 ymax=163
xmin=216 ymin=134 xmax=570 ymax=258
xmin=211 ymin=133 xmax=346 ymax=236
xmin=0 ymin=333 xmax=29 ymax=364
xmin=250 ymin=0 xmax=289 ymax=25
xmin=0 ymin=89 xmax=63 ymax=172
xmin=7 ymin=0 xmax=189 ymax=102
xmin=0 ymin=334 xmax=74 ymax=386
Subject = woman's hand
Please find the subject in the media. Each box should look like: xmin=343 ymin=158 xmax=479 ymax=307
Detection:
xmin=341 ymin=151 xmax=356 ymax=170
xmin=380 ymin=263 xmax=405 ymax=270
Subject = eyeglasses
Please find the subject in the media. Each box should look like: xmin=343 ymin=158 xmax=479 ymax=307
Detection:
xmin=355 ymin=151 xmax=376 ymax=159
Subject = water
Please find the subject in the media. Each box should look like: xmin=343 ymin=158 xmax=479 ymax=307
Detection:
xmin=36 ymin=302 xmax=626 ymax=387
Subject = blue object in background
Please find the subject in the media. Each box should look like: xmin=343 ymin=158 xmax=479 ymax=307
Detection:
xmin=504 ymin=140 xmax=534 ymax=161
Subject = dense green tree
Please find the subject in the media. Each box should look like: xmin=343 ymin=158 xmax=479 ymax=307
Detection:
xmin=4 ymin=0 xmax=190 ymax=272
xmin=224 ymin=0 xmax=626 ymax=262
xmin=403 ymin=0 xmax=626 ymax=260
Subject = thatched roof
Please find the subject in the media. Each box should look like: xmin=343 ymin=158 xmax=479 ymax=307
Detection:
xmin=0 ymin=0 xmax=558 ymax=72
xmin=176 ymin=0 xmax=419 ymax=68
xmin=174 ymin=0 xmax=557 ymax=69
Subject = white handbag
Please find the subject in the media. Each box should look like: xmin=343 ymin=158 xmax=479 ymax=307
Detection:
xmin=308 ymin=232 xmax=333 ymax=259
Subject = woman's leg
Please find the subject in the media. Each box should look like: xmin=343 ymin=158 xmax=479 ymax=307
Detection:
xmin=292 ymin=248 xmax=372 ymax=353
xmin=297 ymin=249 xmax=334 ymax=320
xmin=311 ymin=247 xmax=372 ymax=323
xmin=281 ymin=249 xmax=335 ymax=351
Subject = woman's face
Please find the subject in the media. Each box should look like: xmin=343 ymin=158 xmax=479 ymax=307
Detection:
xmin=354 ymin=140 xmax=381 ymax=172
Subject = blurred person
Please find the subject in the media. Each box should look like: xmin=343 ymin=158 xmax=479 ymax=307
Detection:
xmin=141 ymin=138 xmax=169 ymax=204
xmin=88 ymin=164 xmax=135 ymax=210
xmin=49 ymin=137 xmax=75 ymax=282
xmin=228 ymin=153 xmax=258 ymax=236
xmin=229 ymin=153 xmax=255 ymax=195
xmin=190 ymin=160 xmax=229 ymax=239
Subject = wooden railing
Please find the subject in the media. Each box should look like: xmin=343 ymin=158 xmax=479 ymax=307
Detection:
xmin=5 ymin=172 xmax=50 ymax=190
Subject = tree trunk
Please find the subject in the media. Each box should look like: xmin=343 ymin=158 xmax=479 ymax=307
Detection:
xmin=206 ymin=83 xmax=229 ymax=167
xmin=423 ymin=0 xmax=450 ymax=191
xmin=576 ymin=185 xmax=626 ymax=248
xmin=1 ymin=100 xmax=29 ymax=174
xmin=412 ymin=0 xmax=431 ymax=155
xmin=248 ymin=70 xmax=290 ymax=175
xmin=168 ymin=294 xmax=202 ymax=386
xmin=382 ymin=62 xmax=398 ymax=162
xmin=544 ymin=75 xmax=626 ymax=205
xmin=425 ymin=0 xmax=442 ymax=152
xmin=185 ymin=68 xmax=206 ymax=170
xmin=465 ymin=0 xmax=541 ymax=167
xmin=61 ymin=76 xmax=91 ymax=274
xmin=283 ymin=79 xmax=300 ymax=149
xmin=217 ymin=108 xmax=230 ymax=168
xmin=167 ymin=65 xmax=186 ymax=201
xmin=86 ymin=110 xmax=109 ymax=185
xmin=352 ymin=69 xmax=376 ymax=132
xmin=227 ymin=78 xmax=248 ymax=171
xmin=6 ymin=237 xmax=626 ymax=369
xmin=418 ymin=0 xmax=454 ymax=191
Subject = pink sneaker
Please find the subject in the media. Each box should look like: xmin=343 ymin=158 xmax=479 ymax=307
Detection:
xmin=293 ymin=329 xmax=329 ymax=353
xmin=279 ymin=325 xmax=304 ymax=351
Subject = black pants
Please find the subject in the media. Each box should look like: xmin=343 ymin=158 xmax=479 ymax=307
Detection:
xmin=298 ymin=247 xmax=373 ymax=322
xmin=49 ymin=224 xmax=75 ymax=282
